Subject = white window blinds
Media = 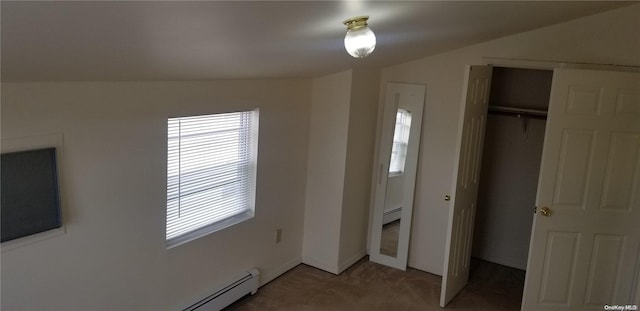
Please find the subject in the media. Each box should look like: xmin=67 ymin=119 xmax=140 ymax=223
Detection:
xmin=167 ymin=111 xmax=258 ymax=246
xmin=389 ymin=109 xmax=412 ymax=174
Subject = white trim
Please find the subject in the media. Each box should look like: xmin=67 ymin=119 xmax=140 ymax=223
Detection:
xmin=166 ymin=211 xmax=254 ymax=249
xmin=1 ymin=227 xmax=66 ymax=253
xmin=482 ymin=57 xmax=557 ymax=70
xmin=373 ymin=253 xmax=406 ymax=271
xmin=1 ymin=132 xmax=64 ymax=154
xmin=337 ymin=249 xmax=367 ymax=274
xmin=483 ymin=56 xmax=640 ymax=72
xmin=633 ymin=245 xmax=640 ymax=305
xmin=259 ymin=256 xmax=302 ymax=287
xmin=472 ymin=253 xmax=527 ymax=271
xmin=301 ymin=256 xmax=339 ymax=275
xmin=303 ymin=251 xmax=368 ymax=275
xmin=407 ymin=259 xmax=442 ymax=276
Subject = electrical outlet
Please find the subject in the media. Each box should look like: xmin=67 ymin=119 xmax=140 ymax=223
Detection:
xmin=275 ymin=228 xmax=282 ymax=243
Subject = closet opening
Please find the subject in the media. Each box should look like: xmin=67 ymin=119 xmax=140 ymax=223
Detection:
xmin=470 ymin=66 xmax=553 ymax=298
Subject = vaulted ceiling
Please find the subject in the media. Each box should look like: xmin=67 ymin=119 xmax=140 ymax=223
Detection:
xmin=1 ymin=1 xmax=631 ymax=82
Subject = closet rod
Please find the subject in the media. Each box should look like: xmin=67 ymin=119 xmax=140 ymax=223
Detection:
xmin=488 ymin=105 xmax=547 ymax=119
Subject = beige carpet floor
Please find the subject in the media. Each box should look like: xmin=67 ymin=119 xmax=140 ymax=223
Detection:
xmin=227 ymin=257 xmax=525 ymax=310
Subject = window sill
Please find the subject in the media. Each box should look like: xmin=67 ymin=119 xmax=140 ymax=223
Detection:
xmin=166 ymin=210 xmax=254 ymax=249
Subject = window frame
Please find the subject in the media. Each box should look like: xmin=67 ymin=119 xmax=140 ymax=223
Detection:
xmin=388 ymin=109 xmax=412 ymax=176
xmin=165 ymin=109 xmax=259 ymax=249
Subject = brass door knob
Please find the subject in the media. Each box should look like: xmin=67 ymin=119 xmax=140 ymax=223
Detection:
xmin=445 ymin=195 xmax=451 ymax=201
xmin=539 ymin=207 xmax=553 ymax=217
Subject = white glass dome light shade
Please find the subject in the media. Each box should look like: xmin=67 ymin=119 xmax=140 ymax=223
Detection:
xmin=343 ymin=16 xmax=376 ymax=58
xmin=344 ymin=27 xmax=376 ymax=58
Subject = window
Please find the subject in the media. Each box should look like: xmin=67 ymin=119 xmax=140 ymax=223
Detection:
xmin=389 ymin=109 xmax=412 ymax=175
xmin=166 ymin=110 xmax=258 ymax=247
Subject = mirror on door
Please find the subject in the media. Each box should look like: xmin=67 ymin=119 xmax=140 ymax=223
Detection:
xmin=379 ymin=109 xmax=411 ymax=258
xmin=369 ymin=83 xmax=425 ymax=270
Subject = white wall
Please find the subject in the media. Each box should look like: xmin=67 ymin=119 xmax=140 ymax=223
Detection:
xmin=302 ymin=68 xmax=380 ymax=274
xmin=3 ymin=4 xmax=639 ymax=308
xmin=338 ymin=68 xmax=380 ymax=270
xmin=0 ymin=80 xmax=311 ymax=310
xmin=381 ymin=4 xmax=640 ymax=275
xmin=302 ymin=70 xmax=352 ymax=273
xmin=472 ymin=116 xmax=546 ymax=270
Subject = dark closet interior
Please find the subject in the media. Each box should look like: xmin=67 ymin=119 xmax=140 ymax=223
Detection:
xmin=472 ymin=67 xmax=553 ymax=271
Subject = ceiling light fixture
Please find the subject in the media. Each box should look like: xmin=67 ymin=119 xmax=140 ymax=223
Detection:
xmin=343 ymin=16 xmax=376 ymax=58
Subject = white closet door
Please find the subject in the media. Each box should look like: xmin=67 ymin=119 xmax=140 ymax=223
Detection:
xmin=522 ymin=69 xmax=640 ymax=310
xmin=440 ymin=65 xmax=492 ymax=307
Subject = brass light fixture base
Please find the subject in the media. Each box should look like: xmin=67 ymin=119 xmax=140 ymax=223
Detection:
xmin=343 ymin=16 xmax=369 ymax=30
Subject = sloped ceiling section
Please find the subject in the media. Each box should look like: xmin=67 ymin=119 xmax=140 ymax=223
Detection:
xmin=1 ymin=1 xmax=631 ymax=82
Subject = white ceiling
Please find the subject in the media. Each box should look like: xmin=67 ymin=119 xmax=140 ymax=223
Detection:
xmin=1 ymin=1 xmax=631 ymax=82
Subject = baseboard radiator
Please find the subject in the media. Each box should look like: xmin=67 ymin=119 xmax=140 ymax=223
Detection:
xmin=382 ymin=206 xmax=402 ymax=225
xmin=184 ymin=268 xmax=260 ymax=311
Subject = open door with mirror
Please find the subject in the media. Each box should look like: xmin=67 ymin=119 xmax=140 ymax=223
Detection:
xmin=369 ymin=82 xmax=425 ymax=270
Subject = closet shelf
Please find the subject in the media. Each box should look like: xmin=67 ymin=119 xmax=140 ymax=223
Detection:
xmin=488 ymin=105 xmax=548 ymax=118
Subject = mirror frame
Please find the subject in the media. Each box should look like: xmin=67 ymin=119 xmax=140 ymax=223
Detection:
xmin=369 ymin=82 xmax=425 ymax=270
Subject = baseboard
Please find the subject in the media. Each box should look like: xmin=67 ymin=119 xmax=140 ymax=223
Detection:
xmin=302 ymin=256 xmax=340 ymax=275
xmin=472 ymin=254 xmax=527 ymax=271
xmin=337 ymin=249 xmax=367 ymax=274
xmin=382 ymin=207 xmax=402 ymax=225
xmin=259 ymin=256 xmax=302 ymax=287
xmin=408 ymin=259 xmax=442 ymax=276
